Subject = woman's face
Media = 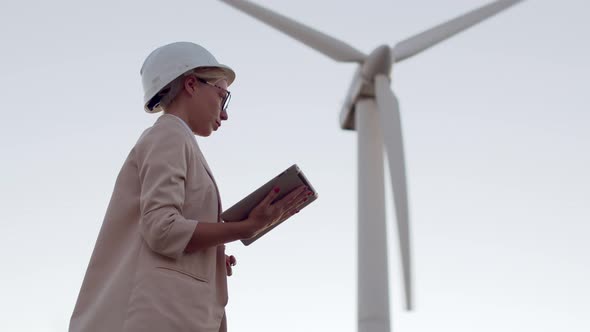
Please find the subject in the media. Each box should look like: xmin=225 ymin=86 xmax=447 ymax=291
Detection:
xmin=188 ymin=77 xmax=229 ymax=137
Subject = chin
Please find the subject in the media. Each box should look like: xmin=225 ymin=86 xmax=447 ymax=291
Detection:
xmin=196 ymin=129 xmax=213 ymax=137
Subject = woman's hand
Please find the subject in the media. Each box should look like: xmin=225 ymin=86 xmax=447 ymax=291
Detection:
xmin=225 ymin=254 xmax=236 ymax=276
xmin=243 ymin=185 xmax=312 ymax=239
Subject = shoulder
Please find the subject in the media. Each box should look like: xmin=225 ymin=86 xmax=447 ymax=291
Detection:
xmin=140 ymin=115 xmax=193 ymax=145
xmin=133 ymin=115 xmax=194 ymax=159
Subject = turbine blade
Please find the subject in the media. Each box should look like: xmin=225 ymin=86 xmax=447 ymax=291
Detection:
xmin=392 ymin=0 xmax=523 ymax=63
xmin=219 ymin=0 xmax=366 ymax=62
xmin=374 ymin=74 xmax=413 ymax=310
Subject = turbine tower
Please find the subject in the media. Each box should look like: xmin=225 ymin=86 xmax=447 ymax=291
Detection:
xmin=219 ymin=1 xmax=524 ymax=331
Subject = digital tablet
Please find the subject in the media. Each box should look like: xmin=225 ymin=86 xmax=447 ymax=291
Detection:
xmin=221 ymin=164 xmax=318 ymax=245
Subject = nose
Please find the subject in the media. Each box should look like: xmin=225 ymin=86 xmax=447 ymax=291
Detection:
xmin=220 ymin=109 xmax=228 ymax=121
xmin=221 ymin=110 xmax=228 ymax=121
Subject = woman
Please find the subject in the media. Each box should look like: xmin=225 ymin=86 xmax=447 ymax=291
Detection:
xmin=69 ymin=41 xmax=311 ymax=332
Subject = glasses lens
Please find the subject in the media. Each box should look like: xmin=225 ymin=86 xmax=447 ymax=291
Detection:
xmin=223 ymin=91 xmax=231 ymax=111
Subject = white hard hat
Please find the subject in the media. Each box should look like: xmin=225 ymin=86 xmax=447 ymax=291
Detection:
xmin=140 ymin=41 xmax=236 ymax=113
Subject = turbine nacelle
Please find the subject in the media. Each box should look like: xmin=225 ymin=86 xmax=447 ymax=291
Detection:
xmin=340 ymin=45 xmax=393 ymax=131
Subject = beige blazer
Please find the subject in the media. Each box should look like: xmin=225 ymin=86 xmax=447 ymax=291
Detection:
xmin=69 ymin=114 xmax=228 ymax=332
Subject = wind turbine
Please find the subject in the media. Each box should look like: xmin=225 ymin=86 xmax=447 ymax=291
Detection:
xmin=219 ymin=0 xmax=524 ymax=331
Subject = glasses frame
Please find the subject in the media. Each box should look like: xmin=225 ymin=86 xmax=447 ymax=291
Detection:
xmin=195 ymin=77 xmax=231 ymax=112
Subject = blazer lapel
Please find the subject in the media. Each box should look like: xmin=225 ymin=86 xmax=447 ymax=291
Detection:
xmin=157 ymin=114 xmax=223 ymax=220
xmin=192 ymin=140 xmax=223 ymax=220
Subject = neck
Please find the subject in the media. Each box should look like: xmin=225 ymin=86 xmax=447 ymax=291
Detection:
xmin=164 ymin=102 xmax=191 ymax=128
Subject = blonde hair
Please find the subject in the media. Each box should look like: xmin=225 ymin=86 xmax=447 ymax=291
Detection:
xmin=152 ymin=67 xmax=230 ymax=112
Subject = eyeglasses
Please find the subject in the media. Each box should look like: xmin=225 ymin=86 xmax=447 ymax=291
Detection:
xmin=196 ymin=77 xmax=231 ymax=112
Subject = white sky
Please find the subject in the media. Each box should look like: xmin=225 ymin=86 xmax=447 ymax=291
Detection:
xmin=1 ymin=0 xmax=589 ymax=331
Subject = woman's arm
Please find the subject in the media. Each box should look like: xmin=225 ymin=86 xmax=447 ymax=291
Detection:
xmin=184 ymin=221 xmax=251 ymax=252
xmin=184 ymin=184 xmax=311 ymax=253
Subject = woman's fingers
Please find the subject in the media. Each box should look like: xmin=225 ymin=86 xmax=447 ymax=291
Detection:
xmin=283 ymin=191 xmax=314 ymax=217
xmin=226 ymin=255 xmax=236 ymax=276
xmin=225 ymin=260 xmax=232 ymax=276
xmin=227 ymin=265 xmax=232 ymax=276
xmin=286 ymin=187 xmax=313 ymax=211
xmin=250 ymin=185 xmax=313 ymax=233
xmin=287 ymin=200 xmax=307 ymax=213
xmin=259 ymin=186 xmax=282 ymax=208
xmin=283 ymin=204 xmax=303 ymax=219
xmin=275 ymin=185 xmax=308 ymax=209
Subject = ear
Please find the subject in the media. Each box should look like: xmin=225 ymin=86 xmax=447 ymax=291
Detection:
xmin=184 ymin=75 xmax=198 ymax=96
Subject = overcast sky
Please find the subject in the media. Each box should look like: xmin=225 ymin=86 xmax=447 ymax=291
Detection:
xmin=1 ymin=0 xmax=589 ymax=331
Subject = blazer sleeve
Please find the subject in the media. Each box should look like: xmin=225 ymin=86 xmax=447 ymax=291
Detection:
xmin=134 ymin=125 xmax=198 ymax=259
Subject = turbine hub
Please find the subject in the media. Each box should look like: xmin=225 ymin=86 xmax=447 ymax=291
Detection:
xmin=361 ymin=45 xmax=392 ymax=80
